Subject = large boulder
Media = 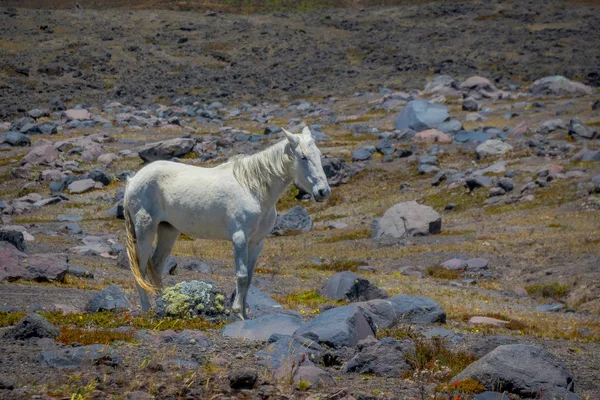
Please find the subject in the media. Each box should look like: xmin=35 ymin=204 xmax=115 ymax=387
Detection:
xmin=138 ymin=138 xmax=195 ymax=162
xmin=3 ymin=313 xmax=60 ymax=340
xmin=476 ymin=140 xmax=513 ymax=158
xmin=0 ymin=229 xmax=25 ymax=252
xmin=423 ymin=75 xmax=460 ymax=96
xmin=40 ymin=344 xmax=122 ymax=369
xmin=319 ymin=271 xmax=388 ymax=302
xmin=86 ymin=285 xmax=131 ymax=313
xmin=0 ymin=242 xmax=68 ymax=282
xmin=394 ymin=100 xmax=449 ymax=132
xmin=530 ymin=76 xmax=593 ymax=97
xmin=374 ymin=201 xmax=441 ymax=238
xmin=222 ymin=314 xmax=303 ymax=341
xmin=272 ymin=206 xmax=312 ymax=236
xmin=156 ymin=280 xmax=230 ymax=320
xmin=451 ymin=344 xmax=575 ymax=399
xmin=343 ymin=337 xmax=413 ymax=376
xmin=293 ymin=304 xmax=375 ymax=349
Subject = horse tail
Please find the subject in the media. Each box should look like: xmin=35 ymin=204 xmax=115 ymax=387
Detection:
xmin=124 ymin=185 xmax=160 ymax=294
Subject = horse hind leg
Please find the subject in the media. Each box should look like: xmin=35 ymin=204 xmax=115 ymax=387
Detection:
xmin=133 ymin=213 xmax=158 ymax=312
xmin=151 ymin=222 xmax=180 ymax=279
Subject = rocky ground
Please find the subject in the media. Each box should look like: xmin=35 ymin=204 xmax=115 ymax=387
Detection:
xmin=1 ymin=1 xmax=600 ymax=400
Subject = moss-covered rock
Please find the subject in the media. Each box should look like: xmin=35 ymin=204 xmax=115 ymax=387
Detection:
xmin=156 ymin=280 xmax=230 ymax=320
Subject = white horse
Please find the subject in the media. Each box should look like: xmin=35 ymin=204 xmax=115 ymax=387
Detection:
xmin=123 ymin=127 xmax=330 ymax=318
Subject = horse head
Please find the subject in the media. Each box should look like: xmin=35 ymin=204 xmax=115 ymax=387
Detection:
xmin=283 ymin=127 xmax=331 ymax=202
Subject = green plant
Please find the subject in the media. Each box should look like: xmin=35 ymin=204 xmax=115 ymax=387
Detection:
xmin=524 ymin=282 xmax=569 ymax=300
xmin=296 ymin=380 xmax=310 ymax=391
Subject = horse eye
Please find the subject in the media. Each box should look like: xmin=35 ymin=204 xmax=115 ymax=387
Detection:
xmin=300 ymin=155 xmax=308 ymax=161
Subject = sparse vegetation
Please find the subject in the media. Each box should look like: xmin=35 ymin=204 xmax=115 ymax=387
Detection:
xmin=525 ymin=282 xmax=570 ymax=300
xmin=56 ymin=326 xmax=136 ymax=345
xmin=425 ymin=266 xmax=462 ymax=280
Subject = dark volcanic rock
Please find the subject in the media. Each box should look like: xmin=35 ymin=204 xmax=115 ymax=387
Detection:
xmin=319 ymin=271 xmax=388 ymax=302
xmin=272 ymin=206 xmax=312 ymax=236
xmin=256 ymin=333 xmax=325 ymax=369
xmin=0 ymin=229 xmax=25 ymax=252
xmin=86 ymin=284 xmax=131 ymax=313
xmin=322 ymin=157 xmax=363 ymax=186
xmin=41 ymin=344 xmax=122 ymax=369
xmin=229 ymin=368 xmax=258 ymax=390
xmin=451 ymin=344 xmax=574 ymax=398
xmin=0 ymin=131 xmax=31 ymax=147
xmin=343 ymin=337 xmax=413 ymax=376
xmin=138 ymin=138 xmax=195 ymax=162
xmin=3 ymin=313 xmax=60 ymax=340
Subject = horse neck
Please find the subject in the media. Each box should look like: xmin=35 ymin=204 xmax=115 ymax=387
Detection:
xmin=262 ymin=141 xmax=296 ymax=206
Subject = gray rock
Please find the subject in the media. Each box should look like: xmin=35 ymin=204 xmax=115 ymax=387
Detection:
xmin=352 ymin=145 xmax=376 ymax=161
xmin=67 ymin=266 xmax=93 ymax=279
xmin=466 ymin=176 xmax=493 ymax=191
xmin=68 ymin=179 xmax=96 ymax=194
xmin=138 ymin=138 xmax=195 ymax=162
xmin=290 ymin=365 xmax=334 ymax=389
xmin=386 ymin=295 xmax=446 ymax=324
xmin=451 ymin=344 xmax=575 ymax=399
xmin=158 ymin=329 xmax=212 ymax=347
xmin=88 ymin=169 xmax=112 ymax=185
xmin=182 ymin=260 xmax=213 ymax=274
xmin=256 ymin=333 xmax=324 ymax=369
xmin=11 ymin=117 xmax=35 ymax=131
xmin=294 ymin=304 xmax=375 ymax=349
xmin=418 ymin=164 xmax=440 ymax=174
xmin=441 ymin=258 xmax=467 ymax=270
xmin=229 ymin=368 xmax=258 ymax=390
xmin=222 ymin=314 xmax=303 ymax=341
xmin=535 ymin=303 xmax=565 ymax=312
xmin=375 ymin=139 xmax=395 ymax=156
xmin=343 ymin=337 xmax=413 ymax=376
xmin=374 ymin=201 xmax=442 ymax=238
xmin=498 ymin=178 xmax=514 ymax=192
xmin=156 ymin=280 xmax=230 ymax=320
xmin=245 ymin=285 xmax=285 ymax=317
xmin=476 ymin=140 xmax=513 ymax=158
xmin=272 ymin=206 xmax=312 ymax=236
xmin=60 ymin=223 xmax=83 ymax=235
xmin=462 ymin=97 xmax=479 ymax=112
xmin=459 ymin=76 xmax=503 ymax=100
xmin=319 ymin=271 xmax=388 ymax=302
xmin=322 ymin=157 xmax=363 ymax=186
xmin=41 ymin=344 xmax=122 ymax=369
xmin=466 ymin=258 xmax=489 ymax=271
xmin=86 ymin=285 xmax=131 ymax=313
xmin=454 ymin=130 xmax=492 ymax=143
xmin=423 ymin=327 xmax=462 ymax=343
xmin=539 ymin=119 xmax=566 ymax=135
xmin=0 ymin=229 xmax=25 ymax=252
xmin=395 ymin=100 xmax=449 ymax=132
xmin=568 ymin=118 xmax=597 ymax=140
xmin=0 ymin=131 xmax=31 ymax=147
xmin=530 ymin=76 xmax=593 ymax=97
xmin=437 ymin=119 xmax=463 ymax=135
xmin=24 ymin=122 xmax=59 ymax=135
xmin=2 ymin=313 xmax=59 ymax=340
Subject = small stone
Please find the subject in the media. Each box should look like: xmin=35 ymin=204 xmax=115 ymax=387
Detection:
xmin=468 ymin=316 xmax=508 ymax=328
xmin=229 ymin=368 xmax=258 ymax=390
xmin=2 ymin=313 xmax=60 ymax=340
xmin=462 ymin=97 xmax=479 ymax=112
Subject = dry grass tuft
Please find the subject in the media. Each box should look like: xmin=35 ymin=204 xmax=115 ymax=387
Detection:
xmin=56 ymin=326 xmax=136 ymax=345
xmin=524 ymin=282 xmax=570 ymax=300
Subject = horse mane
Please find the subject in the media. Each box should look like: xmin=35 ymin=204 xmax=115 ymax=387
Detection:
xmin=230 ymin=139 xmax=296 ymax=198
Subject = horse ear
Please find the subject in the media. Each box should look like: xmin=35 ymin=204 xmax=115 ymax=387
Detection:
xmin=282 ymin=128 xmax=300 ymax=146
xmin=302 ymin=126 xmax=312 ymax=137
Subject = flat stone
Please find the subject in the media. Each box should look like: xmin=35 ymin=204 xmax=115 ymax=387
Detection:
xmin=68 ymin=179 xmax=96 ymax=194
xmin=222 ymin=314 xmax=303 ymax=341
xmin=468 ymin=316 xmax=508 ymax=327
xmin=41 ymin=344 xmax=122 ymax=369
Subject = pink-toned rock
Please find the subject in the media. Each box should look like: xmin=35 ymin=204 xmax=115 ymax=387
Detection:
xmin=0 ymin=242 xmax=68 ymax=282
xmin=440 ymin=258 xmax=467 ymax=270
xmin=511 ymin=122 xmax=529 ymax=137
xmin=33 ymin=138 xmax=53 ymax=148
xmin=64 ymin=109 xmax=91 ymax=121
xmin=521 ymin=195 xmax=535 ymax=202
xmin=0 ymin=122 xmax=10 ymax=131
xmin=97 ymin=153 xmax=120 ymax=164
xmin=548 ymin=164 xmax=564 ymax=176
xmin=468 ymin=316 xmax=509 ymax=327
xmin=41 ymin=169 xmax=66 ymax=181
xmin=159 ymin=124 xmax=183 ymax=132
xmin=514 ymin=287 xmax=529 ymax=297
xmin=413 ymin=129 xmax=452 ymax=144
xmin=21 ymin=145 xmax=59 ymax=165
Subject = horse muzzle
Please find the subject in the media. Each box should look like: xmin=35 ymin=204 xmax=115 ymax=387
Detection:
xmin=313 ymin=185 xmax=331 ymax=202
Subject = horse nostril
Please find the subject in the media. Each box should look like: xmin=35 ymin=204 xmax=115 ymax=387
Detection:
xmin=318 ymin=189 xmax=326 ymax=198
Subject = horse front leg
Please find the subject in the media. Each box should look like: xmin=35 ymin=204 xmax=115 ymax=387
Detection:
xmin=231 ymin=230 xmax=249 ymax=319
